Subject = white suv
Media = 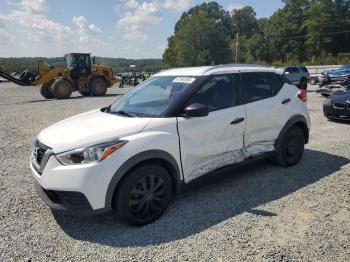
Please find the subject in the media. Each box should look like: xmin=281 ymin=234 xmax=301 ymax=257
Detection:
xmin=30 ymin=65 xmax=310 ymax=226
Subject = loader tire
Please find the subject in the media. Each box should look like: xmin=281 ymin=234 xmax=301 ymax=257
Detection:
xmin=19 ymin=70 xmax=32 ymax=83
xmin=78 ymin=90 xmax=90 ymax=96
xmin=40 ymin=82 xmax=54 ymax=99
xmin=51 ymin=79 xmax=73 ymax=99
xmin=90 ymin=78 xmax=107 ymax=96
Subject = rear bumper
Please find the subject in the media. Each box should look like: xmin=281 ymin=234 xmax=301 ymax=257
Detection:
xmin=34 ymin=180 xmax=108 ymax=216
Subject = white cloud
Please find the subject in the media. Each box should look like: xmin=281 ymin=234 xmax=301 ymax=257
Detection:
xmin=1 ymin=0 xmax=73 ymax=46
xmin=89 ymin=24 xmax=102 ymax=33
xmin=73 ymin=16 xmax=103 ymax=43
xmin=117 ymin=1 xmax=162 ymax=41
xmin=6 ymin=10 xmax=74 ymax=45
xmin=163 ymin=0 xmax=191 ymax=12
xmin=0 ymin=28 xmax=15 ymax=44
xmin=125 ymin=0 xmax=139 ymax=9
xmin=20 ymin=0 xmax=46 ymax=13
xmin=228 ymin=3 xmax=245 ymax=11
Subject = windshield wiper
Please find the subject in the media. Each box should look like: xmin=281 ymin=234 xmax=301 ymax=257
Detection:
xmin=112 ymin=110 xmax=137 ymax=117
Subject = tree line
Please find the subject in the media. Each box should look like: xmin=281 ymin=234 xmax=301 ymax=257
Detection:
xmin=0 ymin=57 xmax=163 ymax=74
xmin=163 ymin=0 xmax=350 ymax=67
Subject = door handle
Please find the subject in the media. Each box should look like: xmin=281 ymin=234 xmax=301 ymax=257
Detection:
xmin=282 ymin=98 xmax=291 ymax=104
xmin=231 ymin=117 xmax=245 ymax=125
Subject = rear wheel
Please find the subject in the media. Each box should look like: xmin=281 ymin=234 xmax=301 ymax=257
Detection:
xmin=309 ymin=77 xmax=317 ymax=85
xmin=114 ymin=164 xmax=173 ymax=226
xmin=275 ymin=126 xmax=305 ymax=167
xmin=90 ymin=78 xmax=107 ymax=96
xmin=40 ymin=81 xmax=54 ymax=99
xmin=78 ymin=85 xmax=90 ymax=96
xmin=51 ymin=79 xmax=73 ymax=99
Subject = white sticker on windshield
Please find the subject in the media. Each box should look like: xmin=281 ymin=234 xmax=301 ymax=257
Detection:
xmin=172 ymin=77 xmax=196 ymax=84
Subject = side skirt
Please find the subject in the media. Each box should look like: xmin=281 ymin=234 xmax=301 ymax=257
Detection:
xmin=182 ymin=151 xmax=275 ymax=188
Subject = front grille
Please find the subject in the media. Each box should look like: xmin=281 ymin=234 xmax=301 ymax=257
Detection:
xmin=43 ymin=187 xmax=90 ymax=207
xmin=333 ymin=102 xmax=345 ymax=109
xmin=32 ymin=140 xmax=52 ymax=175
xmin=35 ymin=147 xmax=46 ymax=165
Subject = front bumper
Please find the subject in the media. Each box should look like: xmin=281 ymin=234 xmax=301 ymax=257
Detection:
xmin=30 ymin=140 xmax=123 ymax=214
xmin=323 ymin=104 xmax=350 ymax=120
xmin=34 ymin=180 xmax=107 ymax=216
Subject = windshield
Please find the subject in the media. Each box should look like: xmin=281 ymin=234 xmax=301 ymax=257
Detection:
xmin=109 ymin=76 xmax=198 ymax=117
xmin=66 ymin=54 xmax=76 ymax=68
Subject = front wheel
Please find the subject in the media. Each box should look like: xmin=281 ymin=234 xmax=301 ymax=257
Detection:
xmin=90 ymin=78 xmax=107 ymax=96
xmin=51 ymin=79 xmax=73 ymax=99
xmin=40 ymin=81 xmax=54 ymax=99
xmin=275 ymin=126 xmax=305 ymax=167
xmin=114 ymin=164 xmax=173 ymax=226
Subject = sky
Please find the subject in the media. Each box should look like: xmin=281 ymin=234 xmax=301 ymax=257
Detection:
xmin=0 ymin=0 xmax=284 ymax=59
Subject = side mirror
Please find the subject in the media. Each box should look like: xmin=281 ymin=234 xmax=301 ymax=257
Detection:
xmin=183 ymin=103 xmax=210 ymax=117
xmin=284 ymin=71 xmax=290 ymax=75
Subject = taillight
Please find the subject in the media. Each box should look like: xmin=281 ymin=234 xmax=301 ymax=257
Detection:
xmin=297 ymin=89 xmax=307 ymax=102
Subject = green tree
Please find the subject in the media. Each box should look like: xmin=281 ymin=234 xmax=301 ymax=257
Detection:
xmin=163 ymin=2 xmax=232 ymax=67
xmin=303 ymin=0 xmax=334 ymax=62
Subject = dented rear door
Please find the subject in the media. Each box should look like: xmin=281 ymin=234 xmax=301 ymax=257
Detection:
xmin=177 ymin=74 xmax=246 ymax=183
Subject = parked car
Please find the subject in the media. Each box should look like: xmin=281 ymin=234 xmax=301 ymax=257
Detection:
xmin=30 ymin=65 xmax=310 ymax=226
xmin=323 ymin=91 xmax=350 ymax=120
xmin=280 ymin=66 xmax=309 ymax=90
xmin=309 ymin=74 xmax=325 ymax=85
xmin=321 ymin=64 xmax=350 ymax=84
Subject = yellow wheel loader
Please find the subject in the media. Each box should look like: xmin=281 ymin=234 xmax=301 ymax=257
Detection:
xmin=0 ymin=53 xmax=118 ymax=99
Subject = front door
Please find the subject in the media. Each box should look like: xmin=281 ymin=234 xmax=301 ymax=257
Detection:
xmin=177 ymin=74 xmax=246 ymax=183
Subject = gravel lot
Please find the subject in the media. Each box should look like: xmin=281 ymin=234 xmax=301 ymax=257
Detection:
xmin=0 ymin=82 xmax=349 ymax=261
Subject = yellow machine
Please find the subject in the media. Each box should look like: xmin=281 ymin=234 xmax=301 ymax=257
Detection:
xmin=0 ymin=53 xmax=118 ymax=99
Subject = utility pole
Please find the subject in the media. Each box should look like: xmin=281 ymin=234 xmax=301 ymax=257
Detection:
xmin=235 ymin=32 xmax=239 ymax=64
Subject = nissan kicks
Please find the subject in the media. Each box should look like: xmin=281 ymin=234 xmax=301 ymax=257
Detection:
xmin=30 ymin=65 xmax=310 ymax=226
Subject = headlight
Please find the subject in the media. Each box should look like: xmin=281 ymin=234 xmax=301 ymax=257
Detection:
xmin=323 ymin=98 xmax=332 ymax=106
xmin=56 ymin=140 xmax=128 ymax=165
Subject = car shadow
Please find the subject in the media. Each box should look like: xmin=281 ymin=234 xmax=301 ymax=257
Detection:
xmin=53 ymin=149 xmax=349 ymax=247
xmin=327 ymin=118 xmax=350 ymax=125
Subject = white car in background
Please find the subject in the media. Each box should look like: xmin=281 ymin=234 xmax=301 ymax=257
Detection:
xmin=30 ymin=64 xmax=310 ymax=226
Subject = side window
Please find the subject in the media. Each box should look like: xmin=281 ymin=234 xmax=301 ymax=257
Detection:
xmin=186 ymin=75 xmax=237 ymax=111
xmin=269 ymin=73 xmax=284 ymax=95
xmin=241 ymin=73 xmax=272 ymax=103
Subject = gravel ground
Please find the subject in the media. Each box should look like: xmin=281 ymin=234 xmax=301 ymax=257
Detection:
xmin=0 ymin=83 xmax=349 ymax=261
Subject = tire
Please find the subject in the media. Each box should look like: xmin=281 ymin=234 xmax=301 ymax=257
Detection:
xmin=90 ymin=78 xmax=107 ymax=96
xmin=78 ymin=84 xmax=90 ymax=96
xmin=310 ymin=77 xmax=317 ymax=85
xmin=40 ymin=81 xmax=54 ymax=99
xmin=51 ymin=79 xmax=73 ymax=99
xmin=19 ymin=70 xmax=32 ymax=83
xmin=114 ymin=164 xmax=173 ymax=226
xmin=300 ymin=78 xmax=308 ymax=90
xmin=275 ymin=126 xmax=305 ymax=167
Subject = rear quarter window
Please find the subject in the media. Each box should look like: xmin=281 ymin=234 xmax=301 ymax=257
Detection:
xmin=299 ymin=67 xmax=308 ymax=73
xmin=269 ymin=73 xmax=284 ymax=95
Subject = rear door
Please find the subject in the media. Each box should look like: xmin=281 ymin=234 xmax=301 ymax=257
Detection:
xmin=177 ymin=74 xmax=246 ymax=182
xmin=241 ymin=72 xmax=294 ymax=153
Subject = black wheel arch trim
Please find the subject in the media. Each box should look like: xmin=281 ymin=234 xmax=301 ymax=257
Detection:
xmin=275 ymin=115 xmax=310 ymax=151
xmin=105 ymin=150 xmax=182 ymax=210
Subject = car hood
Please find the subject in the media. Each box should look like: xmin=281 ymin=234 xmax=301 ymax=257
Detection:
xmin=37 ymin=109 xmax=151 ymax=152
xmin=329 ymin=91 xmax=350 ymax=103
xmin=327 ymin=69 xmax=350 ymax=76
